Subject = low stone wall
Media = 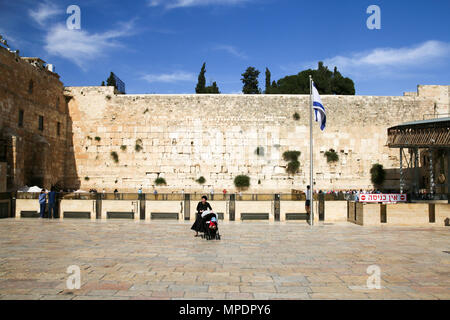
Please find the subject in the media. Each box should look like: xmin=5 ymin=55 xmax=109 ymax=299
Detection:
xmin=347 ymin=202 xmax=450 ymax=227
xmin=145 ymin=200 xmax=183 ymax=221
xmin=435 ymin=204 xmax=450 ymax=227
xmin=235 ymin=201 xmax=274 ymax=222
xmin=15 ymin=199 xmax=40 ymax=218
xmin=60 ymin=199 xmax=96 ymax=220
xmin=324 ymin=201 xmax=348 ymax=222
xmin=101 ymin=200 xmax=140 ymax=220
xmin=15 ymin=197 xmax=447 ymax=226
xmin=386 ymin=203 xmax=429 ymax=226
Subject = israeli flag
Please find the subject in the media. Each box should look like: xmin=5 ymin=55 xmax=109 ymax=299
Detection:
xmin=312 ymin=82 xmax=326 ymax=131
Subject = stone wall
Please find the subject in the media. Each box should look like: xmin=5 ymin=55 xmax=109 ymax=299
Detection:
xmin=64 ymin=85 xmax=446 ymax=193
xmin=0 ymin=46 xmax=70 ymax=190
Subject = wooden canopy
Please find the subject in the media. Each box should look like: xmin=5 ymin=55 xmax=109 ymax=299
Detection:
xmin=387 ymin=118 xmax=450 ymax=149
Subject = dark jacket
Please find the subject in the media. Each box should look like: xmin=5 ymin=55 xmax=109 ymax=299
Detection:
xmin=48 ymin=191 xmax=57 ymax=204
xmin=196 ymin=202 xmax=212 ymax=213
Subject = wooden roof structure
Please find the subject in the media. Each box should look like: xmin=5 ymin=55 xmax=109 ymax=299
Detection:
xmin=387 ymin=118 xmax=450 ymax=149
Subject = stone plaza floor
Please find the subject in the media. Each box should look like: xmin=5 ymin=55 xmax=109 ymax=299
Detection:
xmin=0 ymin=219 xmax=448 ymax=300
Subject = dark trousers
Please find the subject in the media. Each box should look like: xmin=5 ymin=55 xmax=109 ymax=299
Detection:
xmin=48 ymin=203 xmax=56 ymax=219
xmin=39 ymin=203 xmax=46 ymax=218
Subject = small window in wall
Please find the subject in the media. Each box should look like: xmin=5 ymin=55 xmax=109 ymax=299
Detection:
xmin=28 ymin=80 xmax=33 ymax=94
xmin=18 ymin=109 xmax=24 ymax=127
xmin=38 ymin=115 xmax=44 ymax=131
xmin=57 ymin=122 xmax=61 ymax=136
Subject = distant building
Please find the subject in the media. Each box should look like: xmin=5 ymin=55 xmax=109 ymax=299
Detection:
xmin=112 ymin=73 xmax=126 ymax=94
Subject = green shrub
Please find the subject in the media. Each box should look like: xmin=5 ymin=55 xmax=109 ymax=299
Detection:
xmin=370 ymin=163 xmax=386 ymax=186
xmin=110 ymin=151 xmax=119 ymax=163
xmin=135 ymin=139 xmax=143 ymax=152
xmin=255 ymin=147 xmax=265 ymax=156
xmin=154 ymin=177 xmax=167 ymax=186
xmin=293 ymin=112 xmax=300 ymax=121
xmin=95 ymin=136 xmax=101 ymax=142
xmin=325 ymin=149 xmax=339 ymax=163
xmin=282 ymin=151 xmax=301 ymax=162
xmin=196 ymin=176 xmax=206 ymax=185
xmin=234 ymin=175 xmax=250 ymax=190
xmin=283 ymin=150 xmax=301 ymax=175
xmin=286 ymin=161 xmax=300 ymax=175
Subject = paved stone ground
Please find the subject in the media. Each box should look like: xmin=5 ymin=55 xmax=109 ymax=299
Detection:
xmin=0 ymin=219 xmax=448 ymax=300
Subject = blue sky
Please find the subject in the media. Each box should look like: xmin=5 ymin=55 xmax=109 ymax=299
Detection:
xmin=0 ymin=0 xmax=449 ymax=95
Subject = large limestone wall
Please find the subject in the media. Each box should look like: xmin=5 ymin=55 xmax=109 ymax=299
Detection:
xmin=0 ymin=46 xmax=70 ymax=190
xmin=65 ymin=85 xmax=443 ymax=193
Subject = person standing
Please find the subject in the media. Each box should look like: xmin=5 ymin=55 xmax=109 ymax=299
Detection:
xmin=47 ymin=187 xmax=57 ymax=219
xmin=38 ymin=189 xmax=46 ymax=218
xmin=191 ymin=196 xmax=212 ymax=237
xmin=305 ymin=185 xmax=311 ymax=218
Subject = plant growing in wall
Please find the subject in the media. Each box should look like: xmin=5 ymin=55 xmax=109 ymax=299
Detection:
xmin=255 ymin=147 xmax=265 ymax=156
xmin=293 ymin=112 xmax=300 ymax=121
xmin=84 ymin=176 xmax=90 ymax=181
xmin=110 ymin=151 xmax=119 ymax=163
xmin=370 ymin=163 xmax=386 ymax=186
xmin=135 ymin=139 xmax=143 ymax=152
xmin=234 ymin=175 xmax=250 ymax=191
xmin=283 ymin=151 xmax=301 ymax=175
xmin=325 ymin=149 xmax=339 ymax=163
xmin=120 ymin=145 xmax=127 ymax=151
xmin=95 ymin=136 xmax=101 ymax=142
xmin=196 ymin=176 xmax=206 ymax=185
xmin=154 ymin=177 xmax=167 ymax=186
xmin=286 ymin=161 xmax=300 ymax=175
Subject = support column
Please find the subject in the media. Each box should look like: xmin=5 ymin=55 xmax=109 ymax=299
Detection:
xmin=447 ymin=150 xmax=450 ymax=195
xmin=430 ymin=148 xmax=434 ymax=197
xmin=414 ymin=148 xmax=420 ymax=195
xmin=399 ymin=147 xmax=404 ymax=194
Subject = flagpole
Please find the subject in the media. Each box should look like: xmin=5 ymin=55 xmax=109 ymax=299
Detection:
xmin=309 ymin=75 xmax=314 ymax=227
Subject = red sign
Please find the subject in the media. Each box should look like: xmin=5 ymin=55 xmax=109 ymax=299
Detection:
xmin=359 ymin=194 xmax=407 ymax=203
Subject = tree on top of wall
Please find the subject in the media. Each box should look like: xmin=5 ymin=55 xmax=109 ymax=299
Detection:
xmin=195 ymin=63 xmax=220 ymax=94
xmin=241 ymin=67 xmax=261 ymax=94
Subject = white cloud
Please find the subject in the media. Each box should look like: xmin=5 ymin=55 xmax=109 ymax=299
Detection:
xmin=44 ymin=22 xmax=135 ymax=69
xmin=141 ymin=71 xmax=196 ymax=83
xmin=214 ymin=45 xmax=247 ymax=59
xmin=324 ymin=40 xmax=450 ymax=69
xmin=303 ymin=40 xmax=450 ymax=79
xmin=148 ymin=0 xmax=250 ymax=9
xmin=28 ymin=1 xmax=62 ymax=27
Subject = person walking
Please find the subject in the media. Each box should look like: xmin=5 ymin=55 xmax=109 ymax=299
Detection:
xmin=191 ymin=196 xmax=212 ymax=237
xmin=38 ymin=189 xmax=46 ymax=218
xmin=47 ymin=187 xmax=57 ymax=219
